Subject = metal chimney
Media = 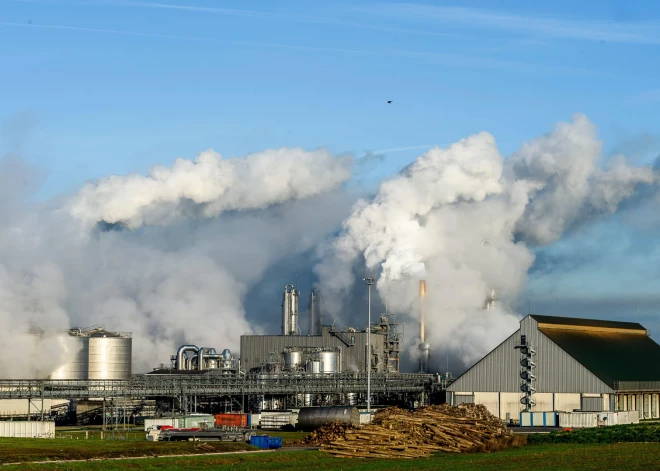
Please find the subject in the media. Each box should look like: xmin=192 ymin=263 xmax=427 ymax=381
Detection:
xmin=418 ymin=280 xmax=430 ymax=373
xmin=483 ymin=288 xmax=497 ymax=311
xmin=308 ymin=287 xmax=321 ymax=335
xmin=282 ymin=284 xmax=299 ymax=336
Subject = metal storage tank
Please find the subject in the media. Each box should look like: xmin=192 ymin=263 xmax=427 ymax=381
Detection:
xmin=297 ymin=406 xmax=360 ymax=431
xmin=283 ymin=349 xmax=302 ymax=370
xmin=306 ymin=360 xmax=322 ymax=374
xmin=88 ymin=335 xmax=132 ymax=380
xmin=50 ymin=334 xmax=89 ymax=380
xmin=49 ymin=326 xmax=132 ymax=380
xmin=319 ymin=350 xmax=339 ymax=374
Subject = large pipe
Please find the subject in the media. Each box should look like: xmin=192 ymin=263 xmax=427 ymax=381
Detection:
xmin=198 ymin=347 xmax=208 ymax=370
xmin=176 ymin=345 xmax=199 ymax=370
xmin=197 ymin=349 xmax=223 ymax=370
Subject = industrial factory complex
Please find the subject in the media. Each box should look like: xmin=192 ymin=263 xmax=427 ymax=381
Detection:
xmin=0 ymin=282 xmax=659 ymax=428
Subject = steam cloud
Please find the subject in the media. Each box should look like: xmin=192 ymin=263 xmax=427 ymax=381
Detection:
xmin=69 ymin=148 xmax=353 ymax=230
xmin=315 ymin=113 xmax=656 ymax=367
xmin=0 ymin=113 xmax=656 ymax=378
xmin=0 ymin=140 xmax=354 ymax=377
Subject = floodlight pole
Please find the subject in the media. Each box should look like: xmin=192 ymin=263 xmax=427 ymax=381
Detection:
xmin=363 ymin=277 xmax=376 ymax=412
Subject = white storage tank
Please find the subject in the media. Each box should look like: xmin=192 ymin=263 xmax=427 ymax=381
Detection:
xmin=88 ymin=336 xmax=132 ymax=380
xmin=320 ymin=350 xmax=339 ymax=374
xmin=49 ymin=326 xmax=132 ymax=380
xmin=50 ymin=334 xmax=89 ymax=380
xmin=283 ymin=349 xmax=302 ymax=370
xmin=306 ymin=360 xmax=323 ymax=374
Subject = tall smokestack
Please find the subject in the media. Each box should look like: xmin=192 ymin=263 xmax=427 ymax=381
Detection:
xmin=419 ymin=280 xmax=430 ymax=373
xmin=282 ymin=284 xmax=299 ymax=335
xmin=308 ymin=287 xmax=321 ymax=335
xmin=483 ymin=288 xmax=497 ymax=311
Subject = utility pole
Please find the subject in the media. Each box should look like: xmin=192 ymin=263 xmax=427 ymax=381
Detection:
xmin=363 ymin=277 xmax=375 ymax=412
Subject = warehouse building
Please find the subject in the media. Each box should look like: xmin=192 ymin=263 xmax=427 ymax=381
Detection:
xmin=446 ymin=314 xmax=660 ymax=420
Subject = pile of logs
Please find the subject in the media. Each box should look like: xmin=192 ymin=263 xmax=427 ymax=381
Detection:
xmin=303 ymin=422 xmax=355 ymax=446
xmin=317 ymin=404 xmax=515 ymax=459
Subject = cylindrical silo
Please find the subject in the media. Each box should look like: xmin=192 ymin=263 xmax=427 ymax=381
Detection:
xmin=306 ymin=360 xmax=323 ymax=374
xmin=88 ymin=336 xmax=132 ymax=380
xmin=50 ymin=335 xmax=89 ymax=380
xmin=283 ymin=349 xmax=302 ymax=370
xmin=320 ymin=350 xmax=339 ymax=374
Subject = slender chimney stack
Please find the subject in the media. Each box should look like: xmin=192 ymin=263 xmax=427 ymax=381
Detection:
xmin=282 ymin=284 xmax=299 ymax=335
xmin=419 ymin=280 xmax=430 ymax=373
xmin=308 ymin=287 xmax=321 ymax=335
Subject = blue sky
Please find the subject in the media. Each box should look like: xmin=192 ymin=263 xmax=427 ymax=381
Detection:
xmin=2 ymin=0 xmax=660 ymax=334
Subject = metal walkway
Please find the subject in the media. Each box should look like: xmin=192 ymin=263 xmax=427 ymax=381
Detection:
xmin=0 ymin=373 xmax=436 ymax=400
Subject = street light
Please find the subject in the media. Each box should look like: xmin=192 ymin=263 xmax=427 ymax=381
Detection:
xmin=363 ymin=277 xmax=376 ymax=412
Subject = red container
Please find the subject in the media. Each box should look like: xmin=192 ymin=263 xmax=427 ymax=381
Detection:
xmin=215 ymin=413 xmax=248 ymax=428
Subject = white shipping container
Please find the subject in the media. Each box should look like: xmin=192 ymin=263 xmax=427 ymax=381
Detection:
xmin=259 ymin=412 xmax=297 ymax=429
xmin=179 ymin=415 xmax=214 ymax=429
xmin=519 ymin=412 xmax=558 ymax=427
xmin=0 ymin=421 xmax=55 ymax=438
xmin=558 ymin=411 xmax=640 ymax=428
xmin=559 ymin=412 xmax=597 ymax=428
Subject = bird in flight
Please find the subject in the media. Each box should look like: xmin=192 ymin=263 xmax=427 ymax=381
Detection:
xmin=387 ymin=100 xmax=393 ymax=104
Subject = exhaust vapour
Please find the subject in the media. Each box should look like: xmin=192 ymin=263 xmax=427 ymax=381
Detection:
xmin=1 ymin=113 xmax=656 ymax=377
xmin=315 ymin=114 xmax=657 ymax=367
xmin=0 ymin=139 xmax=355 ymax=377
xmin=68 ymin=148 xmax=353 ymax=230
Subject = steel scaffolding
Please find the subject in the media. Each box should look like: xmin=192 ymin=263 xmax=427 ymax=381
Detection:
xmin=0 ymin=373 xmax=435 ymax=400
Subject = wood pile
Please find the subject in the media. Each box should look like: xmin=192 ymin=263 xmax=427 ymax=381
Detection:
xmin=303 ymin=422 xmax=355 ymax=446
xmin=317 ymin=404 xmax=515 ymax=459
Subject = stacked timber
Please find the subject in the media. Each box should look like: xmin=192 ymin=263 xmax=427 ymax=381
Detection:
xmin=303 ymin=422 xmax=355 ymax=445
xmin=317 ymin=404 xmax=516 ymax=459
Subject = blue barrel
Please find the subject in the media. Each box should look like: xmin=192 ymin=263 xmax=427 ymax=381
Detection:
xmin=268 ymin=437 xmax=283 ymax=449
xmin=249 ymin=435 xmax=270 ymax=449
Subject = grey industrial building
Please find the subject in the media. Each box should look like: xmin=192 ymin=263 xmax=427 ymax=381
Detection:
xmin=446 ymin=314 xmax=660 ymax=420
xmin=239 ymin=284 xmax=402 ymax=374
xmin=240 ymin=320 xmax=401 ymax=374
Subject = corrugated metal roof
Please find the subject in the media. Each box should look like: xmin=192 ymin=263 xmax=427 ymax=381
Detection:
xmin=538 ymin=326 xmax=660 ymax=388
xmin=530 ymin=314 xmax=645 ymax=331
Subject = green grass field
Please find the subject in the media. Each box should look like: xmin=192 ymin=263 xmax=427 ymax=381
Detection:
xmin=0 ymin=443 xmax=657 ymax=471
xmin=0 ymin=436 xmax=253 ymax=465
xmin=1 ymin=426 xmax=659 ymax=470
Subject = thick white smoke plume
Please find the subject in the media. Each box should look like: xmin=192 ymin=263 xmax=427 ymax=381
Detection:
xmin=1 ymin=113 xmax=656 ymax=378
xmin=0 ymin=141 xmax=354 ymax=377
xmin=316 ymin=114 xmax=656 ymax=367
xmin=69 ymin=148 xmax=353 ymax=230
